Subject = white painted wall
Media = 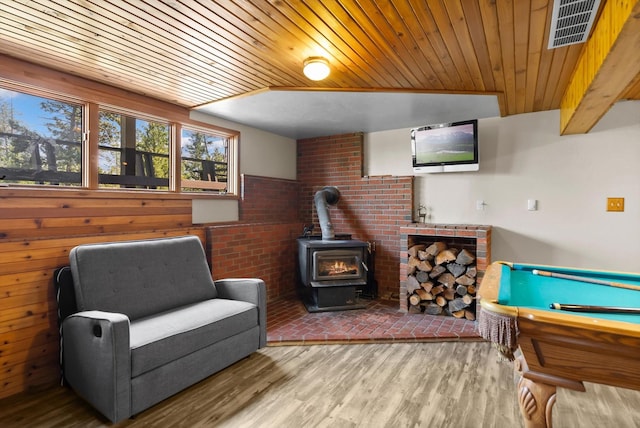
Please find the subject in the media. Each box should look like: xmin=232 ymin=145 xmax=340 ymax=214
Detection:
xmin=192 ymin=198 xmax=239 ymax=224
xmin=189 ymin=111 xmax=297 ymax=223
xmin=190 ymin=111 xmax=297 ymax=180
xmin=365 ymin=101 xmax=640 ymax=272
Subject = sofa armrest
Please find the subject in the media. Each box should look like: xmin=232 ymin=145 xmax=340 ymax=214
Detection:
xmin=62 ymin=311 xmax=131 ymax=423
xmin=215 ymin=278 xmax=267 ymax=348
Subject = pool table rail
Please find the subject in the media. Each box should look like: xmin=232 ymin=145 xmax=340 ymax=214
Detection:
xmin=478 ymin=261 xmax=640 ymax=338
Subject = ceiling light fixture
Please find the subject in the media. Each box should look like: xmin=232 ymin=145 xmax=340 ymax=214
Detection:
xmin=303 ymin=56 xmax=330 ymax=81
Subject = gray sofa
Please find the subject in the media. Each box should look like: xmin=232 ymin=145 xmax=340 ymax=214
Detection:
xmin=57 ymin=235 xmax=266 ymax=423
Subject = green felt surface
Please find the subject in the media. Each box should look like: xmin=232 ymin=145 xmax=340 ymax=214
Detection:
xmin=497 ymin=263 xmax=640 ymax=324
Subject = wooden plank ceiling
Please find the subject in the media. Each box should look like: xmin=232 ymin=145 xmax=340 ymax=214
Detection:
xmin=0 ymin=0 xmax=638 ymax=128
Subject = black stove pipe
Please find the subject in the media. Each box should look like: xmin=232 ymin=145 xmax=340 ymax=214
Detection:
xmin=314 ymin=186 xmax=340 ymax=240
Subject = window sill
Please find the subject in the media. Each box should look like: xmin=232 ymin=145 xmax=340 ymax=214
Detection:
xmin=0 ymin=185 xmax=238 ymax=200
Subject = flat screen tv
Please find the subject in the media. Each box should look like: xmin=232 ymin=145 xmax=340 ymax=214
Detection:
xmin=411 ymin=119 xmax=479 ymax=173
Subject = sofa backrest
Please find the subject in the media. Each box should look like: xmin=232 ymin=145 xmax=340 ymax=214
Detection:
xmin=69 ymin=235 xmax=217 ymax=320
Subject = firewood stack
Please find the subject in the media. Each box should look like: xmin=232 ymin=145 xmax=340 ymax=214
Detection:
xmin=406 ymin=242 xmax=477 ymax=320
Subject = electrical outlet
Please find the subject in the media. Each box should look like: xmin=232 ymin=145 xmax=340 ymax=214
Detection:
xmin=607 ymin=197 xmax=624 ymax=212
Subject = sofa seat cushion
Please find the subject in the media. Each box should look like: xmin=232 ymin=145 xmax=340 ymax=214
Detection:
xmin=129 ymin=298 xmax=257 ymax=377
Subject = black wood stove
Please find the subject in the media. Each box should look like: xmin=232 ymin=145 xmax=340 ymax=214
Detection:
xmin=297 ymin=186 xmax=373 ymax=312
xmin=297 ymin=236 xmax=368 ymax=312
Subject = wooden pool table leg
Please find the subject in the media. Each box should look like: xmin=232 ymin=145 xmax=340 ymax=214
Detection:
xmin=516 ymin=373 xmax=556 ymax=428
xmin=514 ymin=356 xmax=557 ymax=428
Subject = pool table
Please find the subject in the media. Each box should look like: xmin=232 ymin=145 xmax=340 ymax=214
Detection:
xmin=477 ymin=261 xmax=640 ymax=428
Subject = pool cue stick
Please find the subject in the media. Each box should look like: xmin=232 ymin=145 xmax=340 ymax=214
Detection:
xmin=550 ymin=303 xmax=640 ymax=314
xmin=532 ymin=269 xmax=640 ymax=292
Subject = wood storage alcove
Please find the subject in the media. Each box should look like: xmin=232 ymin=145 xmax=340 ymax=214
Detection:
xmin=399 ymin=224 xmax=492 ymax=314
xmin=406 ymin=240 xmax=477 ymax=319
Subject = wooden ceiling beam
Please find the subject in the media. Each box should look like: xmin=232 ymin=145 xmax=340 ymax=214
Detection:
xmin=560 ymin=0 xmax=640 ymax=135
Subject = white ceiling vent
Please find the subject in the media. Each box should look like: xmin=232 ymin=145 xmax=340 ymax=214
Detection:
xmin=548 ymin=0 xmax=602 ymax=49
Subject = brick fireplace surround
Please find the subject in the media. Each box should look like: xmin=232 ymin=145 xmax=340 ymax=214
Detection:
xmin=208 ymin=133 xmax=490 ymax=317
xmin=209 ymin=133 xmax=414 ymax=305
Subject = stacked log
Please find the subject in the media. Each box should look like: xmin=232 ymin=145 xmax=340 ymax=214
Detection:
xmin=406 ymin=242 xmax=477 ymax=320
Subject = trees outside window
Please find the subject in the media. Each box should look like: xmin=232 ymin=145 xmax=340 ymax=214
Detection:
xmin=0 ymin=90 xmax=81 ymax=185
xmin=0 ymin=85 xmax=237 ymax=195
xmin=98 ymin=110 xmax=169 ymax=190
xmin=181 ymin=127 xmax=231 ymax=192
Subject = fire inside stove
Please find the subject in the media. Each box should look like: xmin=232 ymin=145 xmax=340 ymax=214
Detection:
xmin=319 ymin=259 xmax=358 ymax=276
xmin=313 ymin=250 xmax=363 ymax=281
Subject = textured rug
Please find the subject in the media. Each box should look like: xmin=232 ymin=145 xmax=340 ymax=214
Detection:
xmin=266 ymin=295 xmax=482 ymax=345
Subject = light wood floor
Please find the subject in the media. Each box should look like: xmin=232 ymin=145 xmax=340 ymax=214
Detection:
xmin=1 ymin=341 xmax=639 ymax=427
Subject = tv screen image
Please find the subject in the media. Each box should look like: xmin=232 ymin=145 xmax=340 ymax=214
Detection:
xmin=411 ymin=119 xmax=479 ymax=173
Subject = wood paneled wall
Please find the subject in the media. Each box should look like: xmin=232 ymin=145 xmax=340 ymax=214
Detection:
xmin=0 ymin=60 xmax=302 ymax=402
xmin=0 ymin=187 xmax=206 ymax=399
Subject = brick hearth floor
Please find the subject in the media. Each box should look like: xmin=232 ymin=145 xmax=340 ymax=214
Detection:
xmin=266 ymin=295 xmax=482 ymax=345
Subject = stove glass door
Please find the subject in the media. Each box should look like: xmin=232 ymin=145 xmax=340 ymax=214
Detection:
xmin=312 ymin=249 xmax=363 ymax=281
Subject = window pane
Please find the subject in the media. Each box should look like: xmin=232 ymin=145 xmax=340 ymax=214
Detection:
xmin=181 ymin=128 xmax=229 ymax=192
xmin=0 ymin=89 xmax=82 ymax=186
xmin=98 ymin=110 xmax=169 ymax=190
